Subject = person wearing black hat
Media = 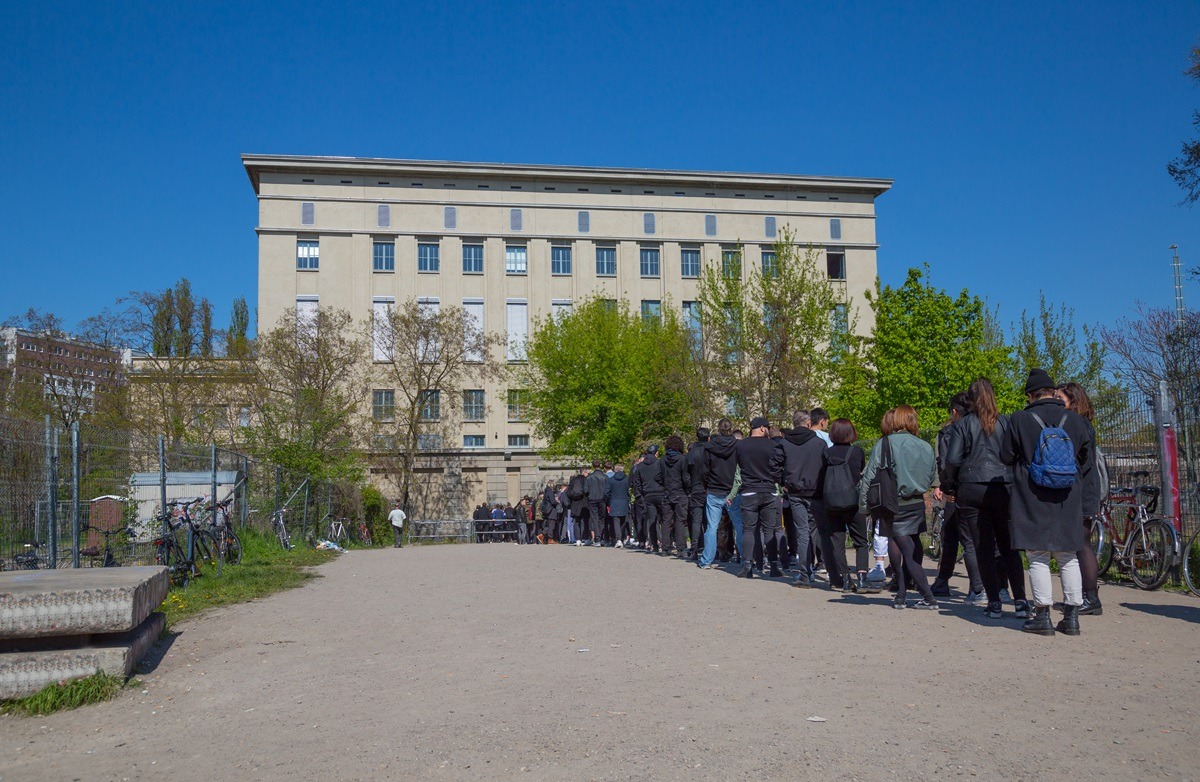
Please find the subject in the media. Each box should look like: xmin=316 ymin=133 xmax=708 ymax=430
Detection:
xmin=1001 ymin=368 xmax=1095 ymax=636
xmin=735 ymin=417 xmax=785 ymax=578
xmin=685 ymin=427 xmax=710 ymax=560
xmin=780 ymin=409 xmax=827 ymax=587
xmin=632 ymin=444 xmax=665 ymax=552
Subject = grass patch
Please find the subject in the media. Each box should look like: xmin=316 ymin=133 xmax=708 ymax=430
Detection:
xmin=1 ymin=672 xmax=126 ymax=717
xmin=161 ymin=527 xmax=335 ymax=626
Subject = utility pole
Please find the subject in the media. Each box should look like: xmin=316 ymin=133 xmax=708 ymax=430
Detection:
xmin=1171 ymin=244 xmax=1186 ymax=327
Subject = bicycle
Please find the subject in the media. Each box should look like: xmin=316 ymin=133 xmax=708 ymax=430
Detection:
xmin=81 ymin=524 xmax=133 ymax=567
xmin=198 ymin=498 xmax=243 ymax=566
xmin=1183 ymin=526 xmax=1200 ymax=597
xmin=272 ymin=508 xmax=292 ymax=550
xmin=926 ymin=504 xmax=963 ymax=564
xmin=1091 ymin=474 xmax=1178 ymax=591
xmin=155 ymin=503 xmax=202 ymax=586
xmin=357 ymin=518 xmax=373 ymax=547
xmin=12 ymin=540 xmax=49 ymax=570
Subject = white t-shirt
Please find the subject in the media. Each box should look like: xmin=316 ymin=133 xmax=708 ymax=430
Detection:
xmin=815 ymin=430 xmax=833 ymax=448
xmin=388 ymin=508 xmax=407 ymax=528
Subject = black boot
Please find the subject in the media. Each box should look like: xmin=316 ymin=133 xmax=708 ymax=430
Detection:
xmin=1021 ymin=606 xmax=1056 ymax=636
xmin=736 ymin=564 xmax=754 ymax=579
xmin=769 ymin=562 xmax=784 ymax=578
xmin=1056 ymin=605 xmax=1081 ymax=636
xmin=1079 ymin=590 xmax=1103 ymax=616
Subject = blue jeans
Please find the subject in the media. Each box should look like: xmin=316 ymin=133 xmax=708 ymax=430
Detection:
xmin=700 ymin=493 xmax=743 ymax=567
xmin=567 ymin=513 xmax=576 ymax=544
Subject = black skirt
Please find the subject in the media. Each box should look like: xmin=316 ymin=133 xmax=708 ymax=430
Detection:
xmin=879 ymin=501 xmax=926 ymax=537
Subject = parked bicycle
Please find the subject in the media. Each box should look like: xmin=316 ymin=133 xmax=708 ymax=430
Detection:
xmin=198 ymin=497 xmax=243 ymax=565
xmin=926 ymin=505 xmax=963 ymax=564
xmin=155 ymin=500 xmax=206 ymax=585
xmin=1091 ymin=473 xmax=1178 ymax=591
xmin=81 ymin=524 xmax=133 ymax=567
xmin=272 ymin=508 xmax=292 ymax=550
xmin=357 ymin=518 xmax=373 ymax=547
xmin=12 ymin=540 xmax=48 ymax=570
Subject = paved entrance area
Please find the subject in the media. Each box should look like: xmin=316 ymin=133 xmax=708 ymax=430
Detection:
xmin=2 ymin=544 xmax=1198 ymax=780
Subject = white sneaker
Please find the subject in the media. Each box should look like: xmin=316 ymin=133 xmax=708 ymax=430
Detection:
xmin=615 ymin=541 xmax=623 ymax=548
xmin=966 ymin=590 xmax=987 ymax=606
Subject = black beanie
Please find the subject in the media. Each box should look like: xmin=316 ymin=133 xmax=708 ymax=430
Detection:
xmin=1025 ymin=368 xmax=1055 ymax=394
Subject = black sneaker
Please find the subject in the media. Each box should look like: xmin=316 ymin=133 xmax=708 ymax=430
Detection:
xmin=892 ymin=595 xmax=906 ymax=610
xmin=930 ymin=580 xmax=951 ymax=597
xmin=1014 ymin=600 xmax=1031 ymax=619
xmin=912 ymin=597 xmax=939 ymax=609
xmin=984 ymin=601 xmax=1003 ymax=619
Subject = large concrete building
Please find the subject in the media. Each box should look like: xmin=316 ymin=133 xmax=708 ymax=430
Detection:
xmin=242 ymin=155 xmax=891 ymax=513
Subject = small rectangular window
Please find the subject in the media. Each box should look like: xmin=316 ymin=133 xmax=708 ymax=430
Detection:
xmin=765 ymin=216 xmax=777 ymax=238
xmin=505 ymin=245 xmax=527 ymax=275
xmin=831 ymin=303 xmax=849 ymax=350
xmin=419 ymin=390 xmax=441 ymax=421
xmin=463 ymin=434 xmax=486 ymax=449
xmin=761 ymin=250 xmax=778 ymax=278
xmin=418 ymin=242 xmax=440 ymax=272
xmin=721 ymin=248 xmax=740 ymax=278
xmin=705 ymin=214 xmax=717 ymax=236
xmin=444 ymin=206 xmax=457 ymax=230
xmin=827 ymin=248 xmax=846 ymax=281
xmin=506 ymin=300 xmax=528 ymax=361
xmin=643 ymin=213 xmax=656 ymax=234
xmin=639 ymin=247 xmax=660 ymax=277
xmin=641 ymin=300 xmax=661 ymax=322
xmin=681 ymin=248 xmax=701 ymax=278
xmin=372 ymin=389 xmax=395 ymax=422
xmin=301 ymin=202 xmax=315 ymax=225
xmin=417 ymin=434 xmax=442 ymax=451
xmin=551 ymin=246 xmax=572 ymax=275
xmin=373 ymin=241 xmax=395 ymax=272
xmin=578 ymin=210 xmax=590 ymax=233
xmin=596 ymin=246 xmax=616 ymax=276
xmin=463 ymin=389 xmax=486 ymax=422
xmin=681 ymin=300 xmax=701 ymax=351
xmin=296 ymin=240 xmax=319 ymax=270
xmin=830 ymin=218 xmax=842 ymax=240
xmin=552 ymin=299 xmax=573 ymax=320
xmin=507 ymin=389 xmax=530 ymax=421
xmin=377 ymin=204 xmax=390 ymax=228
xmin=510 ymin=208 xmax=523 ymax=231
xmin=507 ymin=434 xmax=531 ymax=448
xmin=463 ymin=244 xmax=484 ymax=274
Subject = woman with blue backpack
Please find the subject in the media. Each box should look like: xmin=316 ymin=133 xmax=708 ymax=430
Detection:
xmin=816 ymin=418 xmax=870 ymax=593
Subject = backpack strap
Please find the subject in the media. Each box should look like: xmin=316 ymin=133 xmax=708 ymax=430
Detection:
xmin=1058 ymin=414 xmax=1068 ymax=428
xmin=1030 ymin=413 xmax=1048 ymax=430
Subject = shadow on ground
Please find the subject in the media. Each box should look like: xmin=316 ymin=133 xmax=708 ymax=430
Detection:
xmin=1119 ymin=601 xmax=1200 ymax=624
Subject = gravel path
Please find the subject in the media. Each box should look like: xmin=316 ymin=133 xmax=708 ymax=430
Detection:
xmin=3 ymin=544 xmax=1199 ymax=781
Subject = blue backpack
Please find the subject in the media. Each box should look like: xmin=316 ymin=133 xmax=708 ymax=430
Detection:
xmin=1028 ymin=413 xmax=1077 ymax=489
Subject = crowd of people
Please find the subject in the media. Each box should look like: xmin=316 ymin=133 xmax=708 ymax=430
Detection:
xmin=473 ymin=368 xmax=1101 ymax=637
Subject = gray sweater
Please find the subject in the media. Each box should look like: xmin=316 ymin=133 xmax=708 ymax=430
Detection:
xmin=858 ymin=432 xmax=936 ymax=513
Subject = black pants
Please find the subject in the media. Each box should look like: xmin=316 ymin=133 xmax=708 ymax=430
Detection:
xmin=935 ymin=500 xmax=984 ymax=593
xmin=392 ymin=525 xmax=404 ymax=546
xmin=740 ymin=492 xmax=782 ymax=566
xmin=819 ymin=507 xmax=870 ymax=587
xmin=661 ymin=493 xmax=689 ymax=553
xmin=789 ymin=497 xmax=816 ymax=579
xmin=588 ymin=500 xmax=606 ymax=541
xmin=1078 ymin=516 xmax=1099 ymax=593
xmin=642 ymin=495 xmax=663 ymax=550
xmin=610 ymin=514 xmax=626 ymax=544
xmin=781 ymin=501 xmax=797 ymax=564
xmin=956 ymin=482 xmax=1026 ymax=603
xmin=890 ymin=533 xmax=933 ymax=600
xmin=688 ymin=497 xmax=706 ymax=555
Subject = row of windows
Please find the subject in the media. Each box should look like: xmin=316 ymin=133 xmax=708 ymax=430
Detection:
xmin=301 ymin=202 xmax=845 ymax=240
xmin=371 ymin=388 xmax=531 ymax=423
xmin=301 ymin=239 xmax=849 ymax=281
xmin=371 ymin=432 xmax=530 ymax=451
xmin=11 ymin=341 xmax=116 ymax=363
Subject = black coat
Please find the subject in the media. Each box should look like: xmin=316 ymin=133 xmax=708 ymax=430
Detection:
xmin=605 ymin=471 xmax=631 ymax=517
xmin=735 ymin=436 xmax=784 ymax=493
xmin=632 ymin=454 xmax=665 ymax=497
xmin=567 ymin=474 xmax=588 ymax=515
xmin=779 ymin=427 xmax=825 ymax=497
xmin=685 ymin=440 xmax=708 ymax=499
xmin=585 ymin=470 xmax=607 ymax=501
xmin=700 ymin=435 xmax=738 ymax=495
xmin=660 ymin=449 xmax=690 ymax=496
xmin=1000 ymin=397 xmax=1095 ymax=552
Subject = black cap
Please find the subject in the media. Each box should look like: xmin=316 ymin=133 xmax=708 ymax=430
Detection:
xmin=1025 ymin=368 xmax=1055 ymax=394
xmin=645 ymin=444 xmax=659 ymax=454
xmin=749 ymin=416 xmax=770 ymax=431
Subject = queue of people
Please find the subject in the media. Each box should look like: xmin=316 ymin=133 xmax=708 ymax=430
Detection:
xmin=476 ymin=368 xmax=1100 ymax=637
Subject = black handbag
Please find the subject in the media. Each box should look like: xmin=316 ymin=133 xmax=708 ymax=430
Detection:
xmin=866 ymin=435 xmax=900 ymax=519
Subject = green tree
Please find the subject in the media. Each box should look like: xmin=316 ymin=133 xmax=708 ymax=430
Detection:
xmin=1012 ymin=294 xmax=1108 ymax=395
xmin=226 ymin=297 xmax=251 ymax=359
xmin=173 ymin=280 xmax=196 ymax=358
xmin=521 ymin=297 xmax=705 ymax=460
xmin=151 ymin=288 xmax=174 ymax=356
xmin=1168 ymin=42 xmax=1200 ymax=204
xmin=199 ymin=299 xmax=215 ymax=358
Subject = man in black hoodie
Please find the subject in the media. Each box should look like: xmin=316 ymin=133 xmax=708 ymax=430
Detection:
xmin=780 ymin=410 xmax=827 ymax=587
xmin=659 ymin=435 xmax=691 ymax=556
xmin=632 ymin=445 xmax=665 ymax=552
xmin=585 ymin=460 xmax=609 ymax=546
xmin=736 ymin=416 xmax=785 ymax=578
xmin=698 ymin=419 xmax=739 ymax=568
xmin=685 ymin=427 xmax=710 ymax=560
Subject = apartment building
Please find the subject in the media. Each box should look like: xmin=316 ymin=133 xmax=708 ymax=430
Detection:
xmin=242 ymin=154 xmax=891 ymax=512
xmin=0 ymin=327 xmax=123 ymax=425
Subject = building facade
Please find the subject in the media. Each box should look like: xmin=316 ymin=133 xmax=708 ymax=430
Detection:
xmin=243 ymin=155 xmax=891 ymax=513
xmin=0 ymin=327 xmax=123 ymax=426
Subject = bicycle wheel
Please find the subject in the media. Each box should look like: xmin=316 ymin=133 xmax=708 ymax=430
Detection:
xmin=1182 ymin=530 xmax=1200 ymax=598
xmin=1129 ymin=519 xmax=1174 ymax=591
xmin=222 ymin=528 xmax=243 ymax=565
xmin=193 ymin=530 xmax=218 ymax=564
xmin=1093 ymin=518 xmax=1114 ymax=578
xmin=335 ymin=524 xmax=348 ymax=548
xmin=275 ymin=518 xmax=291 ymax=550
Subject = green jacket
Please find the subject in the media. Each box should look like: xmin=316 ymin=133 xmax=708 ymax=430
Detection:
xmin=858 ymin=432 xmax=936 ymax=513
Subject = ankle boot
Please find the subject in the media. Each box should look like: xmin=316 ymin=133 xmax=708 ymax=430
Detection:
xmin=1021 ymin=605 xmax=1056 ymax=636
xmin=768 ymin=562 xmax=784 ymax=578
xmin=1056 ymin=605 xmax=1081 ymax=636
xmin=1079 ymin=590 xmax=1103 ymax=616
xmin=736 ymin=564 xmax=754 ymax=579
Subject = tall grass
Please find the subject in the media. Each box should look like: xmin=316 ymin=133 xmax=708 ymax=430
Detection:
xmin=1 ymin=672 xmax=126 ymax=717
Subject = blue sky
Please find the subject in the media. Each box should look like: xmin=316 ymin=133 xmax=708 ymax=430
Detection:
xmin=2 ymin=1 xmax=1199 ymax=339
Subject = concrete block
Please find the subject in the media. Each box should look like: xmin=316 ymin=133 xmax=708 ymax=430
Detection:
xmin=0 ymin=566 xmax=169 ymax=639
xmin=0 ymin=612 xmax=165 ymax=699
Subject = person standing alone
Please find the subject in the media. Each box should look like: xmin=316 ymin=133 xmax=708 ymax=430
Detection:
xmin=388 ymin=501 xmax=407 ymax=548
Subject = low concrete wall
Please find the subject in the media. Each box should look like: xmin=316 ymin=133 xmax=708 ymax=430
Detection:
xmin=0 ymin=566 xmax=169 ymax=639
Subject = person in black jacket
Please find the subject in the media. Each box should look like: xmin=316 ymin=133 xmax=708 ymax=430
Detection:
xmin=698 ymin=419 xmax=740 ymax=568
xmin=659 ymin=435 xmax=691 ymax=556
xmin=1054 ymin=382 xmax=1104 ymax=616
xmin=780 ymin=410 xmax=827 ymax=587
xmin=566 ymin=467 xmax=588 ymax=546
xmin=685 ymin=427 xmax=710 ymax=560
xmin=932 ymin=393 xmax=985 ymax=602
xmin=605 ymin=463 xmax=632 ymax=548
xmin=946 ymin=378 xmax=1025 ymax=618
xmin=736 ymin=416 xmax=785 ymax=578
xmin=585 ymin=460 xmax=608 ymax=546
xmin=632 ymin=445 xmax=665 ymax=552
xmin=816 ymin=418 xmax=870 ymax=592
xmin=1001 ymin=368 xmax=1095 ymax=636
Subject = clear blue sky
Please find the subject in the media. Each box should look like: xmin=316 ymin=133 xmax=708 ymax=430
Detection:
xmin=3 ymin=1 xmax=1199 ymax=338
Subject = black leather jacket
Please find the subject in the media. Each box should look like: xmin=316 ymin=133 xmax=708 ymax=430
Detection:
xmin=945 ymin=413 xmax=1012 ymax=485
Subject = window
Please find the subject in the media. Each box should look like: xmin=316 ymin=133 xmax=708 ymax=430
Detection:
xmin=463 ymin=243 xmax=483 ymax=274
xmin=373 ymin=241 xmax=395 ymax=272
xmin=463 ymin=434 xmax=486 ymax=449
xmin=462 ymin=299 xmax=484 ymax=362
xmin=506 ymin=300 xmax=528 ymax=361
xmin=296 ymin=240 xmax=319 ymax=270
xmin=505 ymin=245 xmax=527 ymax=275
xmin=578 ymin=211 xmax=590 ymax=233
xmin=681 ymin=248 xmax=700 ymax=278
xmin=596 ymin=246 xmax=616 ymax=276
xmin=419 ymin=390 xmax=441 ymax=421
xmin=507 ymin=434 xmax=530 ymax=449
xmin=510 ymin=208 xmax=523 ymax=231
xmin=640 ymin=247 xmax=660 ymax=277
xmin=705 ymin=214 xmax=717 ymax=236
xmin=238 ymin=407 xmax=252 ymax=428
xmin=418 ymin=242 xmax=440 ymax=272
xmin=552 ymin=299 xmax=573 ymax=320
xmin=372 ymin=389 xmax=395 ymax=422
xmin=722 ymin=248 xmax=741 ymax=278
xmin=682 ymin=300 xmax=701 ymax=351
xmin=827 ymin=248 xmax=846 ymax=280
xmin=551 ymin=246 xmax=572 ymax=275
xmin=831 ymin=303 xmax=849 ymax=350
xmin=417 ymin=298 xmax=440 ymax=361
xmin=830 ymin=218 xmax=842 ymax=240
xmin=463 ymin=389 xmax=486 ymax=421
xmin=444 ymin=206 xmax=457 ymax=230
xmin=643 ymin=213 xmax=656 ymax=234
xmin=372 ymin=297 xmax=395 ymax=361
xmin=761 ymin=249 xmax=778 ymax=278
xmin=417 ymin=434 xmax=443 ymax=451
xmin=301 ymin=202 xmax=315 ymax=225
xmin=765 ymin=216 xmax=777 ymax=238
xmin=296 ymin=296 xmax=319 ymax=333
xmin=507 ymin=389 xmax=530 ymax=421
xmin=641 ymin=300 xmax=661 ymax=322
xmin=377 ymin=204 xmax=390 ymax=228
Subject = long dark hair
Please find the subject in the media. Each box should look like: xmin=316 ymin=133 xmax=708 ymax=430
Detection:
xmin=1058 ymin=382 xmax=1095 ymax=422
xmin=968 ymin=377 xmax=999 ymax=435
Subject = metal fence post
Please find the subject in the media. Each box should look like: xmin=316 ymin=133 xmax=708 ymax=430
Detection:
xmin=71 ymin=421 xmax=80 ymax=569
xmin=275 ymin=465 xmax=282 ymax=520
xmin=159 ymin=436 xmax=168 ymax=539
xmin=302 ymin=480 xmax=311 ymax=542
xmin=212 ymin=443 xmax=222 ymax=577
xmin=46 ymin=415 xmax=58 ymax=569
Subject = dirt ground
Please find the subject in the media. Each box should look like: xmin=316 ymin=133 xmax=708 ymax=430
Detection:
xmin=2 ymin=544 xmax=1199 ymax=781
